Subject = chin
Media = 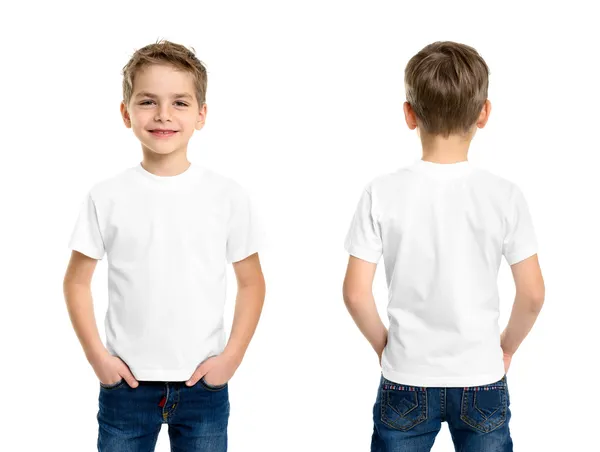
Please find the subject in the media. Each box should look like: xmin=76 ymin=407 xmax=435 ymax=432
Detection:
xmin=140 ymin=144 xmax=179 ymax=156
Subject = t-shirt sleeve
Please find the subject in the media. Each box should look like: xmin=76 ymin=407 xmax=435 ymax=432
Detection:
xmin=67 ymin=192 xmax=106 ymax=260
xmin=226 ymin=186 xmax=263 ymax=264
xmin=344 ymin=187 xmax=383 ymax=264
xmin=502 ymin=185 xmax=538 ymax=265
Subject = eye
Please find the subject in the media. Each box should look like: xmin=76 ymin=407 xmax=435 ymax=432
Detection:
xmin=139 ymin=100 xmax=154 ymax=105
xmin=175 ymin=101 xmax=188 ymax=107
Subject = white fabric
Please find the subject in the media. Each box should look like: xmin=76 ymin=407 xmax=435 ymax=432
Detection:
xmin=68 ymin=163 xmax=263 ymax=381
xmin=344 ymin=159 xmax=538 ymax=387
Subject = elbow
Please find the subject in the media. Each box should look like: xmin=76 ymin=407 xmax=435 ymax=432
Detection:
xmin=342 ymin=286 xmax=366 ymax=308
xmin=529 ymin=293 xmax=545 ymax=312
xmin=518 ymin=286 xmax=545 ymax=313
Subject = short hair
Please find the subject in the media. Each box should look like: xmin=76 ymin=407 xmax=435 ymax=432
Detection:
xmin=404 ymin=41 xmax=490 ymax=137
xmin=121 ymin=39 xmax=208 ymax=107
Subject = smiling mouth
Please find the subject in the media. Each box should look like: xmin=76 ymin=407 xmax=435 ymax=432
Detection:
xmin=149 ymin=130 xmax=178 ymax=136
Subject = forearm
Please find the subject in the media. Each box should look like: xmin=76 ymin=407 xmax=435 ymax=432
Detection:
xmin=344 ymin=293 xmax=388 ymax=357
xmin=501 ymin=293 xmax=544 ymax=356
xmin=63 ymin=282 xmax=107 ymax=363
xmin=223 ymin=281 xmax=266 ymax=363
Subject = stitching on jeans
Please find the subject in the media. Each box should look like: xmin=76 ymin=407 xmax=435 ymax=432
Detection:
xmin=474 ymin=391 xmax=501 ymax=419
xmin=460 ymin=386 xmax=507 ymax=433
xmin=385 ymin=390 xmax=419 ymax=418
xmin=199 ymin=377 xmax=228 ymax=392
xmin=380 ymin=387 xmax=428 ymax=432
xmin=99 ymin=378 xmax=125 ymax=390
xmin=441 ymin=388 xmax=446 ymax=422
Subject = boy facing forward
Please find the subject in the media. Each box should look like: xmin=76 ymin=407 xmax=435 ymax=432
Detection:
xmin=63 ymin=40 xmax=266 ymax=451
xmin=343 ymin=41 xmax=545 ymax=451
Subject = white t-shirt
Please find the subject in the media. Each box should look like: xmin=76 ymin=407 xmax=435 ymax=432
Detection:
xmin=344 ymin=159 xmax=538 ymax=387
xmin=68 ymin=162 xmax=263 ymax=381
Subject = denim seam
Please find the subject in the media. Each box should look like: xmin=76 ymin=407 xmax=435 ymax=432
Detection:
xmin=199 ymin=376 xmax=228 ymax=392
xmin=460 ymin=386 xmax=507 ymax=433
xmin=441 ymin=388 xmax=446 ymax=422
xmin=99 ymin=378 xmax=125 ymax=390
xmin=386 ymin=390 xmax=419 ymax=418
xmin=380 ymin=387 xmax=428 ymax=432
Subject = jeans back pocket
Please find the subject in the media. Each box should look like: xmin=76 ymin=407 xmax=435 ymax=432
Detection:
xmin=460 ymin=376 xmax=508 ymax=433
xmin=380 ymin=378 xmax=428 ymax=431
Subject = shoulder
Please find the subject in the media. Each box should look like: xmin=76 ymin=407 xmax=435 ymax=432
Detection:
xmin=469 ymin=167 xmax=523 ymax=200
xmin=363 ymin=165 xmax=417 ymax=195
xmin=87 ymin=167 xmax=136 ymax=202
xmin=196 ymin=166 xmax=249 ymax=200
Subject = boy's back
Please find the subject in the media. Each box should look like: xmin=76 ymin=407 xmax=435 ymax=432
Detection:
xmin=342 ymin=41 xmax=545 ymax=451
xmin=344 ymin=158 xmax=538 ymax=387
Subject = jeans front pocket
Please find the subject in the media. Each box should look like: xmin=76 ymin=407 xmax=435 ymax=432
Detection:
xmin=199 ymin=376 xmax=228 ymax=392
xmin=99 ymin=378 xmax=126 ymax=390
xmin=460 ymin=376 xmax=507 ymax=433
xmin=380 ymin=378 xmax=428 ymax=431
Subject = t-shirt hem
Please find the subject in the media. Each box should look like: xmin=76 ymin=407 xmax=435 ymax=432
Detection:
xmin=68 ymin=244 xmax=104 ymax=260
xmin=506 ymin=246 xmax=538 ymax=266
xmin=381 ymin=368 xmax=506 ymax=388
xmin=344 ymin=242 xmax=381 ymax=264
xmin=227 ymin=246 xmax=261 ymax=264
xmin=129 ymin=368 xmax=197 ymax=382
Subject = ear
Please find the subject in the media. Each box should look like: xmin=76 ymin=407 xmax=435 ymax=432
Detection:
xmin=195 ymin=103 xmax=208 ymax=131
xmin=403 ymin=102 xmax=418 ymax=130
xmin=476 ymin=99 xmax=492 ymax=129
xmin=120 ymin=101 xmax=132 ymax=129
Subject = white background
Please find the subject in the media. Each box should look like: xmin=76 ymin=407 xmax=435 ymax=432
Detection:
xmin=1 ymin=0 xmax=598 ymax=450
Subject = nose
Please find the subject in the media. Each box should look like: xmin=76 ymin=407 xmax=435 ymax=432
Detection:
xmin=155 ymin=104 xmax=173 ymax=122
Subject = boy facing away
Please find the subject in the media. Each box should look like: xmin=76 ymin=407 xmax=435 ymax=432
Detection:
xmin=63 ymin=40 xmax=266 ymax=451
xmin=343 ymin=41 xmax=545 ymax=451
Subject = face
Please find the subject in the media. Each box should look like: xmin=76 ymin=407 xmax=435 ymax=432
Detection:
xmin=120 ymin=64 xmax=207 ymax=157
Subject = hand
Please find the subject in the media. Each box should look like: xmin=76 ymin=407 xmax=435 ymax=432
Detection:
xmin=91 ymin=350 xmax=139 ymax=388
xmin=186 ymin=353 xmax=240 ymax=387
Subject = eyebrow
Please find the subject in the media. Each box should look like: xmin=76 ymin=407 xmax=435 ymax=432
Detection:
xmin=135 ymin=92 xmax=193 ymax=100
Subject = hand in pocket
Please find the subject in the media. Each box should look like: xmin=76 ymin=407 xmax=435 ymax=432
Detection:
xmin=92 ymin=351 xmax=139 ymax=388
xmin=186 ymin=353 xmax=240 ymax=387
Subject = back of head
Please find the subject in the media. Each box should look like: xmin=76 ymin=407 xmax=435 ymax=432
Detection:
xmin=121 ymin=39 xmax=208 ymax=107
xmin=405 ymin=41 xmax=490 ymax=138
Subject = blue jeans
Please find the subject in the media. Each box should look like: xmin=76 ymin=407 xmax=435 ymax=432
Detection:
xmin=97 ymin=377 xmax=229 ymax=451
xmin=372 ymin=374 xmax=513 ymax=451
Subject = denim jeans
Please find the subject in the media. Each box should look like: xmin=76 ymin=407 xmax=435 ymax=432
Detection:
xmin=97 ymin=377 xmax=229 ymax=451
xmin=372 ymin=374 xmax=512 ymax=452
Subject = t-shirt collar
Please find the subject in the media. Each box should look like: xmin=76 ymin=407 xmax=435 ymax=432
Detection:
xmin=134 ymin=161 xmax=199 ymax=187
xmin=411 ymin=158 xmax=474 ymax=179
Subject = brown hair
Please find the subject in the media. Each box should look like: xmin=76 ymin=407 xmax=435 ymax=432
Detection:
xmin=121 ymin=39 xmax=208 ymax=107
xmin=404 ymin=41 xmax=490 ymax=137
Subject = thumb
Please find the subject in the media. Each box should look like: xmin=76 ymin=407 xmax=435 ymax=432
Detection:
xmin=186 ymin=362 xmax=210 ymax=387
xmin=120 ymin=367 xmax=139 ymax=388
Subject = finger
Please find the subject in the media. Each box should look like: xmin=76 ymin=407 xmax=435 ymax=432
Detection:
xmin=120 ymin=367 xmax=139 ymax=388
xmin=185 ymin=362 xmax=212 ymax=386
xmin=185 ymin=367 xmax=208 ymax=386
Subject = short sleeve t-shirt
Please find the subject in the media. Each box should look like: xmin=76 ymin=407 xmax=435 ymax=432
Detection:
xmin=68 ymin=162 xmax=264 ymax=381
xmin=344 ymin=159 xmax=538 ymax=387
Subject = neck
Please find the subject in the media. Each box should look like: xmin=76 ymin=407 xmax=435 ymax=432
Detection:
xmin=140 ymin=147 xmax=191 ymax=176
xmin=419 ymin=130 xmax=473 ymax=164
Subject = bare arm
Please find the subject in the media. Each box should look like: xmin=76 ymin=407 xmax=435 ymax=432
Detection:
xmin=63 ymin=251 xmax=106 ymax=363
xmin=501 ymin=254 xmax=546 ymax=357
xmin=342 ymin=256 xmax=388 ymax=363
xmin=224 ymin=252 xmax=266 ymax=362
xmin=63 ymin=250 xmax=138 ymax=387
